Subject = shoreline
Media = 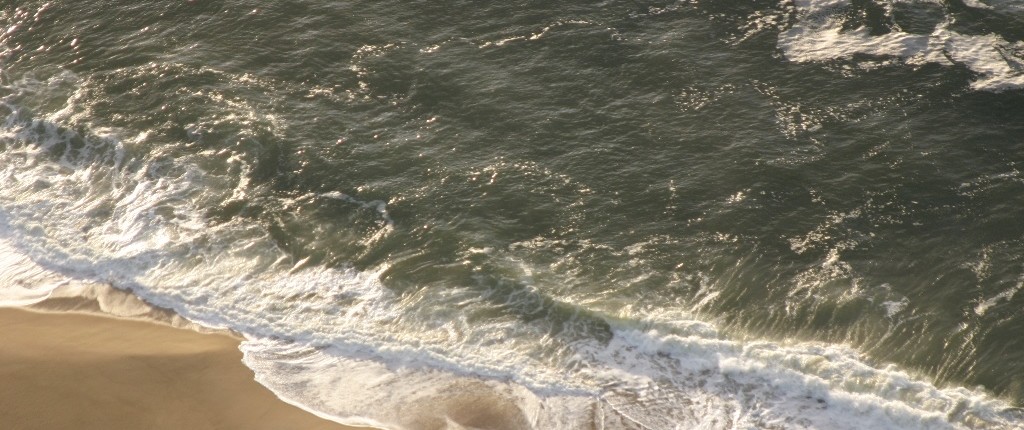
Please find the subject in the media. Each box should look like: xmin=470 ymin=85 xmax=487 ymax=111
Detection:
xmin=0 ymin=307 xmax=366 ymax=430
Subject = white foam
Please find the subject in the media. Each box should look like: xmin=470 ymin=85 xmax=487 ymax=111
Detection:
xmin=236 ymin=317 xmax=1024 ymax=430
xmin=962 ymin=0 xmax=994 ymax=10
xmin=592 ymin=327 xmax=1021 ymax=429
xmin=1 ymin=50 xmax=1021 ymax=430
xmin=961 ymin=0 xmax=1024 ymax=12
xmin=974 ymin=274 xmax=1024 ymax=316
xmin=0 ymin=239 xmax=65 ymax=306
xmin=779 ymin=0 xmax=1024 ymax=91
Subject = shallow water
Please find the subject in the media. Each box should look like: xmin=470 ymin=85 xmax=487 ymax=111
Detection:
xmin=2 ymin=1 xmax=1024 ymax=428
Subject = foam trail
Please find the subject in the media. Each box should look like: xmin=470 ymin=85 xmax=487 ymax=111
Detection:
xmin=236 ymin=314 xmax=1024 ymax=429
xmin=779 ymin=0 xmax=1024 ymax=91
xmin=962 ymin=0 xmax=1024 ymax=12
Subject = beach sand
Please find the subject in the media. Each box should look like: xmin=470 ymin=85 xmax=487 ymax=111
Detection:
xmin=0 ymin=307 xmax=363 ymax=430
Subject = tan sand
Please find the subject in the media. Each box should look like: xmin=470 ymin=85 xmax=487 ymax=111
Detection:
xmin=0 ymin=307 xmax=364 ymax=430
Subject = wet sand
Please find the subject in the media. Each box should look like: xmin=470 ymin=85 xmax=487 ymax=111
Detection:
xmin=0 ymin=307 xmax=364 ymax=430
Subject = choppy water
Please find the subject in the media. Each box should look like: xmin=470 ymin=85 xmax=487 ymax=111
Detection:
xmin=2 ymin=1 xmax=1024 ymax=428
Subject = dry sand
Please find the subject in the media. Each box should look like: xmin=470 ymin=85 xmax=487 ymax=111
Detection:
xmin=0 ymin=307 xmax=364 ymax=430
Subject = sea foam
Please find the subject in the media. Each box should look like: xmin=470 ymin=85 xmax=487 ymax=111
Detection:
xmin=1 ymin=9 xmax=1023 ymax=430
xmin=779 ymin=0 xmax=1024 ymax=91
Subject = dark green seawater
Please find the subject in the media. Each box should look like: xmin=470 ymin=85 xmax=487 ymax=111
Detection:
xmin=3 ymin=1 xmax=1024 ymax=428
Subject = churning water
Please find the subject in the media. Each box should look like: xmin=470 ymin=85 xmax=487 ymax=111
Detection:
xmin=2 ymin=1 xmax=1024 ymax=428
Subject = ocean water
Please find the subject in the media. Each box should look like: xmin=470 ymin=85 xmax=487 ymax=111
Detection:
xmin=2 ymin=0 xmax=1024 ymax=428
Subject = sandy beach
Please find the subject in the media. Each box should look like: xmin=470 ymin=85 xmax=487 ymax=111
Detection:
xmin=0 ymin=307 xmax=361 ymax=430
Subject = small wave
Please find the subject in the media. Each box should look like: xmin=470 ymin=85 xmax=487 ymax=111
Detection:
xmin=1 ymin=6 xmax=1022 ymax=429
xmin=0 ymin=102 xmax=1019 ymax=427
xmin=779 ymin=0 xmax=1024 ymax=91
xmin=237 ymin=316 xmax=1024 ymax=429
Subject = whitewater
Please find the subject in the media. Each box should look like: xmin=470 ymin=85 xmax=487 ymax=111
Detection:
xmin=3 ymin=0 xmax=1024 ymax=428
